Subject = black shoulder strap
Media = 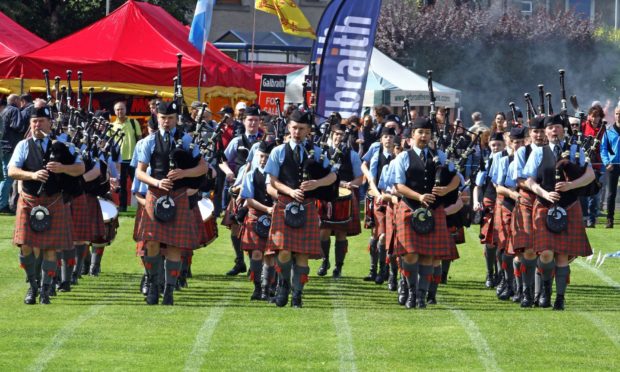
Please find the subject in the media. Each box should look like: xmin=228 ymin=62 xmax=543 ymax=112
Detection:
xmin=525 ymin=144 xmax=532 ymax=161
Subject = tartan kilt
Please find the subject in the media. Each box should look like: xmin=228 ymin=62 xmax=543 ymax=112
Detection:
xmin=437 ymin=226 xmax=461 ymax=260
xmin=511 ymin=190 xmax=535 ymax=253
xmin=82 ymin=194 xmax=107 ymax=244
xmin=320 ymin=190 xmax=362 ymax=236
xmin=70 ymin=194 xmax=92 ymax=242
xmin=192 ymin=206 xmax=209 ymax=249
xmin=136 ymin=187 xmax=198 ymax=250
xmin=394 ymin=202 xmax=453 ymax=257
xmin=385 ymin=201 xmax=397 ymax=254
xmin=497 ymin=203 xmax=514 ymax=254
xmin=532 ymin=200 xmax=592 ymax=256
xmin=479 ymin=197 xmax=496 ymax=245
xmin=14 ymin=192 xmax=73 ymax=251
xmin=221 ymin=198 xmax=239 ymax=228
xmin=266 ymin=195 xmax=322 ymax=259
xmin=374 ymin=196 xmax=388 ymax=237
xmin=240 ymin=208 xmax=269 ymax=252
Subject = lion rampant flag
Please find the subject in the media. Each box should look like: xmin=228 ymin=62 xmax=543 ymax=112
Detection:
xmin=255 ymin=0 xmax=316 ymax=40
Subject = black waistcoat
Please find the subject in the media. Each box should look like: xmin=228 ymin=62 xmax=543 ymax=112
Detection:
xmin=375 ymin=147 xmax=392 ymax=185
xmin=150 ymin=130 xmax=182 ymax=180
xmin=277 ymin=143 xmax=305 ymax=190
xmin=536 ymin=145 xmax=578 ymax=208
xmin=234 ymin=134 xmax=253 ymax=169
xmin=404 ymin=148 xmax=440 ymax=209
xmin=331 ymin=146 xmax=354 ymax=182
xmin=22 ymin=139 xmax=61 ymax=196
xmin=253 ymin=168 xmax=273 ymax=207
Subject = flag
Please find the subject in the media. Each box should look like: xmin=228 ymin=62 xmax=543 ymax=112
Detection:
xmin=315 ymin=0 xmax=382 ymax=119
xmin=311 ymin=0 xmax=345 ymax=63
xmin=255 ymin=0 xmax=316 ymax=40
xmin=189 ymin=0 xmax=215 ymax=53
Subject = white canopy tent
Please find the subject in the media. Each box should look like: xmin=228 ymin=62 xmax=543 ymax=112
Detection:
xmin=284 ymin=48 xmax=461 ymax=109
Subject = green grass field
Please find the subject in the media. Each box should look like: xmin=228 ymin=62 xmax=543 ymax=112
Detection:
xmin=0 ymin=215 xmax=618 ymax=371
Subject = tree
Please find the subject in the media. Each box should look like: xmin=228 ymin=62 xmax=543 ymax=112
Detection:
xmin=0 ymin=0 xmax=195 ymax=42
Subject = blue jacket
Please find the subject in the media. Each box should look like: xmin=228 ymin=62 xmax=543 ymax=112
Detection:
xmin=601 ymin=124 xmax=620 ymax=167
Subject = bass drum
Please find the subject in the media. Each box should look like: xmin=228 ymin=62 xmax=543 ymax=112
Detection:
xmin=198 ymin=198 xmax=218 ymax=245
xmin=317 ymin=187 xmax=353 ymax=224
xmin=97 ymin=198 xmax=119 ymax=246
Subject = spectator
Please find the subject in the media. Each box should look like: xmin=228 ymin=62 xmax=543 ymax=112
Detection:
xmin=372 ymin=104 xmax=392 ymax=137
xmin=469 ymin=111 xmax=489 ymax=134
xmin=581 ymin=105 xmax=605 ymax=228
xmin=490 ymin=112 xmax=509 ymax=133
xmin=109 ymin=101 xmax=142 ymax=212
xmin=601 ymin=106 xmax=620 ymax=228
xmin=361 ymin=114 xmax=376 ymax=155
xmin=19 ymin=94 xmax=34 ymax=129
xmin=0 ymin=94 xmax=26 ymax=213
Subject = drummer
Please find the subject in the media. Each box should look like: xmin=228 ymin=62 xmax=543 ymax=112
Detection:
xmin=318 ymin=123 xmax=363 ymax=278
xmin=360 ymin=124 xmax=397 ymax=283
xmin=240 ymin=141 xmax=277 ymax=300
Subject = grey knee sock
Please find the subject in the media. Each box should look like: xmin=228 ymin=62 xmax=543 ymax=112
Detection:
xmin=74 ymin=244 xmax=87 ymax=276
xmin=418 ymin=265 xmax=433 ymax=293
xmin=538 ymin=258 xmax=555 ymax=281
xmin=502 ymin=254 xmax=515 ymax=283
xmin=262 ymin=264 xmax=276 ymax=289
xmin=250 ymin=258 xmax=263 ymax=284
xmin=320 ymin=239 xmax=330 ymax=261
xmin=513 ymin=260 xmax=523 ymax=292
xmin=292 ymin=265 xmax=310 ymax=293
xmin=555 ymin=266 xmax=570 ymax=296
xmin=143 ymin=255 xmax=162 ymax=278
xmin=335 ymin=240 xmax=347 ymax=267
xmin=484 ymin=245 xmax=496 ymax=274
xmin=19 ymin=253 xmax=36 ymax=279
xmin=401 ymin=261 xmax=419 ymax=290
xmin=41 ymin=260 xmax=57 ymax=285
xmin=522 ymin=258 xmax=537 ymax=290
xmin=164 ymin=260 xmax=181 ymax=287
xmin=276 ymin=257 xmax=293 ymax=286
xmin=428 ymin=265 xmax=442 ymax=295
xmin=61 ymin=248 xmax=76 ymax=282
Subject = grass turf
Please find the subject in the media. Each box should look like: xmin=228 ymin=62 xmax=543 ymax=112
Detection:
xmin=0 ymin=215 xmax=618 ymax=371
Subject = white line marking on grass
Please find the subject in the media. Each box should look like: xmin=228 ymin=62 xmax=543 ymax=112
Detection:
xmin=448 ymin=307 xmax=501 ymax=372
xmin=578 ymin=312 xmax=620 ymax=348
xmin=184 ymin=283 xmax=238 ymax=372
xmin=574 ymin=260 xmax=620 ymax=291
xmin=330 ymin=284 xmax=357 ymax=372
xmin=28 ymin=305 xmax=104 ymax=372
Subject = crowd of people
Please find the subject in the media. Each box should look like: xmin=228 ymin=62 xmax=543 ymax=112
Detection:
xmin=2 ymin=93 xmax=617 ymax=310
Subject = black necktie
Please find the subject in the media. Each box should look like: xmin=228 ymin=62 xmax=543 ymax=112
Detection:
xmin=36 ymin=139 xmax=44 ymax=156
xmin=554 ymin=145 xmax=561 ymax=160
xmin=420 ymin=149 xmax=426 ymax=164
xmin=163 ymin=131 xmax=170 ymax=152
xmin=294 ymin=145 xmax=301 ymax=165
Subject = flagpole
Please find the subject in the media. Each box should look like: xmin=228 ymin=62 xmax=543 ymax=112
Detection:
xmin=197 ymin=9 xmax=207 ymax=102
xmin=251 ymin=3 xmax=257 ymax=68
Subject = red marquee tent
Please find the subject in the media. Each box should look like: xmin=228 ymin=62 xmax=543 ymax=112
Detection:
xmin=0 ymin=0 xmax=256 ymax=103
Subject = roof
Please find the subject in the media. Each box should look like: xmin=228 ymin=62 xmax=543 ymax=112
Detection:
xmin=0 ymin=11 xmax=47 ymax=59
xmin=213 ymin=30 xmax=313 ymax=51
xmin=2 ymin=0 xmax=254 ymax=92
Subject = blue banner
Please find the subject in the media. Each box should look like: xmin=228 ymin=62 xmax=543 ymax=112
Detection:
xmin=310 ymin=0 xmax=344 ymax=63
xmin=314 ymin=0 xmax=382 ymax=119
xmin=188 ymin=0 xmax=215 ymax=54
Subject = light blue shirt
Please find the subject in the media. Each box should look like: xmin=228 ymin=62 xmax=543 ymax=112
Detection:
xmin=337 ymin=148 xmax=363 ymax=179
xmin=224 ymin=133 xmax=260 ymax=172
xmin=8 ymin=137 xmax=82 ymax=168
xmin=264 ymin=141 xmax=331 ymax=179
xmin=136 ymin=127 xmax=200 ymax=165
xmin=393 ymin=147 xmax=449 ymax=185
xmin=522 ymin=142 xmax=586 ymax=179
xmin=496 ymin=155 xmax=517 ymax=188
xmin=241 ymin=166 xmax=266 ymax=200
xmin=368 ymin=147 xmax=395 ymax=182
xmin=131 ymin=167 xmax=150 ymax=195
xmin=362 ymin=141 xmax=381 ymax=164
xmin=515 ymin=143 xmax=541 ymax=179
xmin=378 ymin=159 xmax=397 ymax=191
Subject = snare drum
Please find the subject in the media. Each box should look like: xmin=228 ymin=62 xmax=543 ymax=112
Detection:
xmin=198 ymin=198 xmax=218 ymax=245
xmin=98 ymin=198 xmax=119 ymax=245
xmin=317 ymin=187 xmax=353 ymax=224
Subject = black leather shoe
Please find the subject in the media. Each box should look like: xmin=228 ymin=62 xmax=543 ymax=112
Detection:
xmin=485 ymin=274 xmax=493 ymax=288
xmin=225 ymin=261 xmax=247 ymax=276
xmin=317 ymin=259 xmax=330 ymax=277
xmin=534 ymin=292 xmax=541 ymax=307
xmin=606 ymin=219 xmax=614 ymax=228
xmin=496 ymin=276 xmax=506 ymax=297
xmin=146 ymin=277 xmax=159 ymax=305
xmin=539 ymin=280 xmax=552 ymax=308
xmin=416 ymin=291 xmax=427 ymax=309
xmin=498 ymin=282 xmax=514 ymax=301
xmin=89 ymin=263 xmax=100 ymax=277
xmin=275 ymin=281 xmax=290 ymax=307
xmin=427 ymin=291 xmax=437 ymax=305
xmin=81 ymin=260 xmax=90 ymax=276
xmin=162 ymin=285 xmax=174 ymax=305
xmin=332 ymin=265 xmax=342 ymax=279
xmin=141 ymin=275 xmax=149 ymax=296
xmin=405 ymin=288 xmax=416 ymax=309
xmin=250 ymin=282 xmax=262 ymax=301
xmin=260 ymin=286 xmax=270 ymax=301
xmin=387 ymin=274 xmax=397 ymax=291
xmin=49 ymin=280 xmax=57 ymax=297
xmin=39 ymin=284 xmax=51 ymax=305
xmin=178 ymin=277 xmax=188 ymax=289
xmin=24 ymin=285 xmax=38 ymax=305
xmin=58 ymin=281 xmax=71 ymax=293
xmin=512 ymin=287 xmax=522 ymax=303
xmin=398 ymin=279 xmax=409 ymax=306
xmin=375 ymin=265 xmax=387 ymax=285
xmin=291 ymin=291 xmax=303 ymax=308
xmin=363 ymin=270 xmax=377 ymax=282
xmin=520 ymin=288 xmax=534 ymax=308
xmin=552 ymin=294 xmax=565 ymax=311
xmin=71 ymin=271 xmax=79 ymax=286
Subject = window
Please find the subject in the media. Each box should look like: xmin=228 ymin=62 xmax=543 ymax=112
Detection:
xmin=521 ymin=1 xmax=533 ymax=15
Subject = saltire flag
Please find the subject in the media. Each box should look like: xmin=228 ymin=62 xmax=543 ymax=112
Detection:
xmin=255 ymin=0 xmax=316 ymax=40
xmin=313 ymin=0 xmax=382 ymax=119
xmin=189 ymin=0 xmax=215 ymax=53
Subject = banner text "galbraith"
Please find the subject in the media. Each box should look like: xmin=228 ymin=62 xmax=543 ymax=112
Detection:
xmin=261 ymin=77 xmax=286 ymax=89
xmin=324 ymin=16 xmax=371 ymax=117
